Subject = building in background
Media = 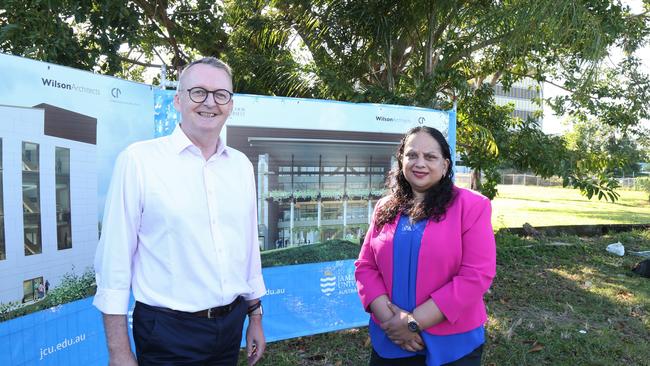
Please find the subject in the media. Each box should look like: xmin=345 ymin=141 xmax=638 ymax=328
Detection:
xmin=494 ymin=78 xmax=544 ymax=128
xmin=0 ymin=104 xmax=97 ymax=304
xmin=451 ymin=78 xmax=543 ymax=180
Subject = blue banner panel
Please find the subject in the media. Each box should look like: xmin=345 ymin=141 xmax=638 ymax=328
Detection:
xmin=1 ymin=260 xmax=370 ymax=365
xmin=246 ymin=259 xmax=368 ymax=344
xmin=0 ymin=298 xmax=108 ymax=366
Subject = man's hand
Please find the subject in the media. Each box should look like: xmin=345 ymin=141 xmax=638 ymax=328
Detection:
xmin=103 ymin=314 xmax=138 ymax=366
xmin=380 ymin=303 xmax=424 ymax=352
xmin=246 ymin=315 xmax=266 ymax=365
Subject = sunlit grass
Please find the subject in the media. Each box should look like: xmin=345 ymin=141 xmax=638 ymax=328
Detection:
xmin=243 ymin=230 xmax=650 ymax=366
xmin=492 ymin=185 xmax=650 ymax=229
xmin=484 ymin=231 xmax=650 ymax=366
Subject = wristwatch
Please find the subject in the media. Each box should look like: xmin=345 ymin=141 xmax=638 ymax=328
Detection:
xmin=406 ymin=313 xmax=420 ymax=333
xmin=247 ymin=301 xmax=263 ymax=317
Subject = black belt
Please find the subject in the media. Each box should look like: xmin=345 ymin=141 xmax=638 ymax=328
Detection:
xmin=138 ymin=296 xmax=242 ymax=319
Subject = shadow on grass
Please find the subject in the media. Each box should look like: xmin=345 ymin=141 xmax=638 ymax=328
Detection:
xmin=523 ymin=207 xmax=650 ymax=224
xmin=485 ymin=232 xmax=650 ymax=365
xmin=497 ymin=196 xmax=552 ymax=203
xmin=241 ymin=231 xmax=650 ymax=366
xmin=496 ymin=196 xmax=613 ymax=204
xmin=608 ymin=201 xmax=650 ymax=209
xmin=497 ymin=193 xmax=650 ymax=207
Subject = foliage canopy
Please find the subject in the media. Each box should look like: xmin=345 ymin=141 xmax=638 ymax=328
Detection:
xmin=2 ymin=0 xmax=649 ymax=200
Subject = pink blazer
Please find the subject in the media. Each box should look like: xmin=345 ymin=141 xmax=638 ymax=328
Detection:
xmin=355 ymin=186 xmax=496 ymax=335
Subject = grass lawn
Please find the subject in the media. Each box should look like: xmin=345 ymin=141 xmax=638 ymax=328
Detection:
xmin=491 ymin=185 xmax=650 ymax=230
xmin=484 ymin=230 xmax=650 ymax=365
xmin=241 ymin=230 xmax=650 ymax=366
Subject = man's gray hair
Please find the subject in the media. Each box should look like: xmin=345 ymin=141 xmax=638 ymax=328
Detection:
xmin=176 ymin=57 xmax=233 ymax=92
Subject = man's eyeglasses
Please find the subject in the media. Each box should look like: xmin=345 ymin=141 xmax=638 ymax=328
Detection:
xmin=186 ymin=87 xmax=233 ymax=105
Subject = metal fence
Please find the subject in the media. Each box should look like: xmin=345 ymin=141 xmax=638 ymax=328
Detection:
xmin=455 ymin=173 xmax=563 ymax=187
xmin=455 ymin=172 xmax=649 ymax=191
xmin=617 ymin=177 xmax=650 ymax=190
xmin=500 ymin=174 xmax=564 ymax=186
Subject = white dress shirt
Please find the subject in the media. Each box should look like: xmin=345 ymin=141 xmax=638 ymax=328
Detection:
xmin=93 ymin=125 xmax=266 ymax=314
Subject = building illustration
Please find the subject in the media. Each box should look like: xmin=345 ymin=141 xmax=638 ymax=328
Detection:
xmin=227 ymin=126 xmax=403 ymax=250
xmin=152 ymin=90 xmax=454 ymax=251
xmin=0 ymin=104 xmax=97 ymax=304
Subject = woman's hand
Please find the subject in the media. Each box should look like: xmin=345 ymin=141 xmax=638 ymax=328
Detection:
xmin=369 ymin=295 xmax=394 ymax=323
xmin=380 ymin=303 xmax=425 ymax=352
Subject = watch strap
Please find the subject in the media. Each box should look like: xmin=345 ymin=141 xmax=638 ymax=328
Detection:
xmin=247 ymin=300 xmax=263 ymax=316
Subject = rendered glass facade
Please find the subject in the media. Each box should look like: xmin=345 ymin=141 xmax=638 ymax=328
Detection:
xmin=22 ymin=142 xmax=41 ymax=255
xmin=0 ymin=139 xmax=4 ymax=260
xmin=227 ymin=126 xmax=403 ymax=250
xmin=55 ymin=147 xmax=72 ymax=250
xmin=22 ymin=276 xmax=43 ymax=303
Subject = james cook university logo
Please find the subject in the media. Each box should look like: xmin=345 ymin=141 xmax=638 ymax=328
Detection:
xmin=320 ymin=270 xmax=336 ymax=296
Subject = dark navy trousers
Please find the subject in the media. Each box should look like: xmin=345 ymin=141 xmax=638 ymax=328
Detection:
xmin=133 ymin=300 xmax=247 ymax=366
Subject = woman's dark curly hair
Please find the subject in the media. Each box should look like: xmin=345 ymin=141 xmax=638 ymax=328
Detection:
xmin=375 ymin=126 xmax=456 ymax=229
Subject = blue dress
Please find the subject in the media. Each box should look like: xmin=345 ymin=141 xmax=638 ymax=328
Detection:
xmin=369 ymin=215 xmax=484 ymax=366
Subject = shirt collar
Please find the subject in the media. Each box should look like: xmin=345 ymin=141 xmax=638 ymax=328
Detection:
xmin=170 ymin=124 xmax=229 ymax=158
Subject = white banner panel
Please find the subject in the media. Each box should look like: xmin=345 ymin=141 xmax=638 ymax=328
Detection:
xmin=229 ymin=93 xmax=450 ymax=135
xmin=0 ymin=53 xmax=154 ymax=217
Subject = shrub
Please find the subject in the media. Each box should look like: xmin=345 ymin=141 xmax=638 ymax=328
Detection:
xmin=261 ymin=239 xmax=360 ymax=267
xmin=0 ymin=267 xmax=96 ymax=322
xmin=45 ymin=267 xmax=96 ymax=306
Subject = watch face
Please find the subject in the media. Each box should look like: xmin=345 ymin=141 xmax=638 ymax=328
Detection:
xmin=408 ymin=320 xmax=419 ymax=332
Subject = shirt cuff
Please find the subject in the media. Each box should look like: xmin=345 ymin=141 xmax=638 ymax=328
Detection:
xmin=93 ymin=287 xmax=131 ymax=315
xmin=243 ymin=276 xmax=267 ymax=301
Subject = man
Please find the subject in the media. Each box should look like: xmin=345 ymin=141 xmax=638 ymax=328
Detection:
xmin=93 ymin=57 xmax=266 ymax=365
xmin=37 ymin=282 xmax=45 ymax=299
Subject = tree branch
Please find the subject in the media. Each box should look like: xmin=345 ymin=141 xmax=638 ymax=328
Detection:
xmin=543 ymin=78 xmax=573 ymax=93
xmin=444 ymin=31 xmax=514 ymax=67
xmin=425 ymin=2 xmax=461 ymax=75
xmin=489 ymin=71 xmax=503 ymax=87
xmin=116 ymin=54 xmax=163 ymax=68
xmin=132 ymin=0 xmax=189 ymax=68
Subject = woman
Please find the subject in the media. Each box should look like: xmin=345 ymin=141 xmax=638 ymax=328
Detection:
xmin=355 ymin=126 xmax=496 ymax=366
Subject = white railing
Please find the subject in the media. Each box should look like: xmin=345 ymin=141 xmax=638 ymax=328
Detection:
xmin=455 ymin=173 xmax=563 ymax=187
xmin=616 ymin=177 xmax=650 ymax=190
xmin=455 ymin=172 xmax=649 ymax=190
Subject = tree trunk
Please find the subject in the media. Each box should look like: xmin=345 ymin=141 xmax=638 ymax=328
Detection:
xmin=385 ymin=32 xmax=395 ymax=92
xmin=471 ymin=169 xmax=482 ymax=191
xmin=424 ymin=9 xmax=435 ymax=75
